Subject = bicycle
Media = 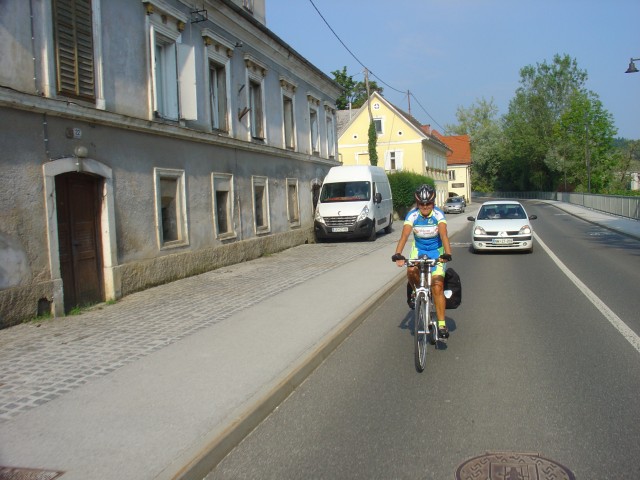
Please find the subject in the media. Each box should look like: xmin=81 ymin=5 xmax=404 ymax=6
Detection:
xmin=402 ymin=255 xmax=444 ymax=372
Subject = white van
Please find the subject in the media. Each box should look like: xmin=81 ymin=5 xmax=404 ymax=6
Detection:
xmin=314 ymin=165 xmax=393 ymax=241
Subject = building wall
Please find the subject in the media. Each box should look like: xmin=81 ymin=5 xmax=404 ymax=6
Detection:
xmin=337 ymin=94 xmax=449 ymax=205
xmin=0 ymin=0 xmax=340 ymax=328
xmin=448 ymin=165 xmax=472 ymax=202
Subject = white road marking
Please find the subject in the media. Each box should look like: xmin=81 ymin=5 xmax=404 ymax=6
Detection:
xmin=534 ymin=232 xmax=640 ymax=354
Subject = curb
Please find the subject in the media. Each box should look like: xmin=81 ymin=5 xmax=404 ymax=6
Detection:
xmin=160 ymin=270 xmax=406 ymax=480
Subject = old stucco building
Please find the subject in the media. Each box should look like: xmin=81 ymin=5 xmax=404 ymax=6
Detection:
xmin=0 ymin=0 xmax=341 ymax=328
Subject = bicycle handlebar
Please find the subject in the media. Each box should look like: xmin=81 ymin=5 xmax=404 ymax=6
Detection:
xmin=404 ymin=256 xmax=439 ymax=268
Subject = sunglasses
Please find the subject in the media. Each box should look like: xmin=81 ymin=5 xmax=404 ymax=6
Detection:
xmin=418 ymin=202 xmax=434 ymax=207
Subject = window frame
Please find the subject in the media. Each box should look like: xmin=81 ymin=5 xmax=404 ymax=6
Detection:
xmin=374 ymin=118 xmax=383 ymax=135
xmin=147 ymin=4 xmax=195 ymax=121
xmin=251 ymin=176 xmax=270 ymax=235
xmin=324 ymin=103 xmax=336 ymax=159
xmin=203 ymin=30 xmax=233 ymax=133
xmin=286 ymin=178 xmax=300 ymax=227
xmin=244 ymin=54 xmax=268 ymax=142
xmin=153 ymin=167 xmax=189 ymax=249
xmin=211 ymin=173 xmax=236 ymax=240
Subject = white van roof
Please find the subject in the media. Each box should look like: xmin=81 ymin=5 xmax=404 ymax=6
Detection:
xmin=324 ymin=165 xmax=388 ymax=182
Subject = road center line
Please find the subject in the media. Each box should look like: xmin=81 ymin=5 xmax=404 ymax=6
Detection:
xmin=534 ymin=232 xmax=640 ymax=354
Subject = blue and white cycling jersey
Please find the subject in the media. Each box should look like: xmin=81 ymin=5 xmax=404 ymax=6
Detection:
xmin=404 ymin=207 xmax=447 ymax=257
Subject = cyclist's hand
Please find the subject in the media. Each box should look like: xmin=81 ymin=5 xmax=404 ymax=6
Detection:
xmin=439 ymin=253 xmax=452 ymax=262
xmin=391 ymin=253 xmax=405 ymax=265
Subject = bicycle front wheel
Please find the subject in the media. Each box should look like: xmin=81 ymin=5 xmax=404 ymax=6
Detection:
xmin=414 ymin=293 xmax=428 ymax=372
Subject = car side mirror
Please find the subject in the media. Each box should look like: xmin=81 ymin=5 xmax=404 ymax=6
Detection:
xmin=467 ymin=216 xmax=475 ymax=221
xmin=374 ymin=192 xmax=382 ymax=204
xmin=529 ymin=215 xmax=537 ymax=220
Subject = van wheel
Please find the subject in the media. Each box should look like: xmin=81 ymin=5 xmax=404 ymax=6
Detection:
xmin=384 ymin=215 xmax=393 ymax=234
xmin=367 ymin=226 xmax=377 ymax=241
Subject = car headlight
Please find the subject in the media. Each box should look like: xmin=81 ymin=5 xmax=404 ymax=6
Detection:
xmin=473 ymin=225 xmax=486 ymax=235
xmin=314 ymin=209 xmax=325 ymax=224
xmin=357 ymin=205 xmax=370 ymax=222
xmin=519 ymin=225 xmax=531 ymax=234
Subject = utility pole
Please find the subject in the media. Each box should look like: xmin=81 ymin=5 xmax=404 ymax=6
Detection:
xmin=407 ymin=90 xmax=411 ymax=115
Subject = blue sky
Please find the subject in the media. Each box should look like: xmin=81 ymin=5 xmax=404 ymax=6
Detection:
xmin=266 ymin=0 xmax=640 ymax=139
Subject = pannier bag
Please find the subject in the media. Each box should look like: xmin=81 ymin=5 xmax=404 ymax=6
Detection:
xmin=444 ymin=267 xmax=462 ymax=309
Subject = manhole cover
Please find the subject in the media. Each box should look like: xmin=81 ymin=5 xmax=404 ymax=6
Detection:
xmin=455 ymin=452 xmax=575 ymax=480
xmin=0 ymin=467 xmax=64 ymax=480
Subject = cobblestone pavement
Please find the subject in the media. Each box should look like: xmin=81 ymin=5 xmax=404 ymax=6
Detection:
xmin=0 ymin=232 xmax=398 ymax=423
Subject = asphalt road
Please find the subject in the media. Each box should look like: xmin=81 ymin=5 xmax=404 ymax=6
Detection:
xmin=206 ymin=201 xmax=640 ymax=480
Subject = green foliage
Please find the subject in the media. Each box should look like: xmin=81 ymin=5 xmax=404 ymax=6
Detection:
xmin=387 ymin=171 xmax=434 ymax=211
xmin=331 ymin=66 xmax=383 ymax=109
xmin=447 ymin=97 xmax=504 ymax=192
xmin=449 ymin=54 xmax=628 ymax=194
xmin=368 ymin=121 xmax=378 ymax=166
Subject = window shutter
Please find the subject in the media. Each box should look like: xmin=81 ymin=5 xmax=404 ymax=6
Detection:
xmin=53 ymin=0 xmax=95 ymax=99
xmin=177 ymin=44 xmax=197 ymax=120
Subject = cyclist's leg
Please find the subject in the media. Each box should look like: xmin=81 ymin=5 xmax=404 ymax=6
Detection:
xmin=426 ymin=248 xmax=449 ymax=338
xmin=406 ymin=267 xmax=419 ymax=309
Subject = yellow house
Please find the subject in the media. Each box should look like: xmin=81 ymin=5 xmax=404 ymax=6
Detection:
xmin=336 ymin=92 xmax=451 ymax=206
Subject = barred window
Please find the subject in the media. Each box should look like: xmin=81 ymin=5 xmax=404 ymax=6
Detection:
xmin=52 ymin=0 xmax=95 ymax=100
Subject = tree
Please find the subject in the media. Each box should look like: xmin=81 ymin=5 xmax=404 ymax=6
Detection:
xmin=499 ymin=54 xmax=619 ymax=192
xmin=447 ymin=98 xmax=504 ymax=191
xmin=331 ymin=67 xmax=383 ymax=110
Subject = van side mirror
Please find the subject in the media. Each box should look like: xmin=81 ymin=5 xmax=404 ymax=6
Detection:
xmin=374 ymin=192 xmax=382 ymax=204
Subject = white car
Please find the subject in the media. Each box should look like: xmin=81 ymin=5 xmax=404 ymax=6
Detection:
xmin=467 ymin=200 xmax=537 ymax=252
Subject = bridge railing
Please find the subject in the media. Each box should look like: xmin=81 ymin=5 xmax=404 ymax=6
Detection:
xmin=472 ymin=192 xmax=640 ymax=221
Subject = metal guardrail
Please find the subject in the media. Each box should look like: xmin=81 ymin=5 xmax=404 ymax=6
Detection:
xmin=473 ymin=192 xmax=640 ymax=221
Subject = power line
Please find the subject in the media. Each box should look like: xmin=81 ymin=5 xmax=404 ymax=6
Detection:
xmin=309 ymin=0 xmax=428 ymax=101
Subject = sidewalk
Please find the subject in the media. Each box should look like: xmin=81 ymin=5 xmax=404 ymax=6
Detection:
xmin=0 ymin=201 xmax=637 ymax=480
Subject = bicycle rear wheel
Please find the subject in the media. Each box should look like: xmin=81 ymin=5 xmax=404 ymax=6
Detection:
xmin=414 ymin=293 xmax=428 ymax=372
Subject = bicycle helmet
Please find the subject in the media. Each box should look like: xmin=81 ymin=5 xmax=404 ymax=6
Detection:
xmin=414 ymin=184 xmax=436 ymax=204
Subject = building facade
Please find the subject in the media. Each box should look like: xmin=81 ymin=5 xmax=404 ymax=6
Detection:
xmin=0 ymin=0 xmax=341 ymax=328
xmin=337 ymin=92 xmax=450 ymax=206
xmin=431 ymin=132 xmax=473 ymax=203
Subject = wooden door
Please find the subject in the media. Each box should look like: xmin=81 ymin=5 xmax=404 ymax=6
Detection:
xmin=56 ymin=173 xmax=103 ymax=312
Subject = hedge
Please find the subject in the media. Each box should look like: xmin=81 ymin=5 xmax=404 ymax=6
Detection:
xmin=387 ymin=171 xmax=435 ymax=211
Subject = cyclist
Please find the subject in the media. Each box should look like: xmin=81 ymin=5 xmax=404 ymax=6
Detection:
xmin=392 ymin=184 xmax=452 ymax=338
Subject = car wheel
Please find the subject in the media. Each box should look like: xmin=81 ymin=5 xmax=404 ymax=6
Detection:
xmin=384 ymin=214 xmax=393 ymax=234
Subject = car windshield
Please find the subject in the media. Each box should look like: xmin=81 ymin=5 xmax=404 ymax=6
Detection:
xmin=320 ymin=181 xmax=371 ymax=203
xmin=447 ymin=197 xmax=462 ymax=203
xmin=477 ymin=204 xmax=526 ymax=220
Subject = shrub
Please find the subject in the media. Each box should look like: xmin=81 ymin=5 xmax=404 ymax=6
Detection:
xmin=387 ymin=171 xmax=435 ymax=211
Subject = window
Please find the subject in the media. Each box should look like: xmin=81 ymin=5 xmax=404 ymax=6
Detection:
xmin=449 ymin=170 xmax=456 ymax=181
xmin=212 ymin=173 xmax=235 ymax=239
xmin=154 ymin=168 xmax=188 ymax=248
xmin=148 ymin=6 xmax=195 ymax=121
xmin=249 ymin=79 xmax=264 ymax=139
xmin=308 ymin=94 xmax=321 ymax=155
xmin=325 ymin=106 xmax=335 ymax=158
xmin=385 ymin=150 xmax=403 ymax=171
xmin=203 ymin=29 xmax=233 ymax=133
xmin=209 ymin=60 xmax=228 ymax=131
xmin=243 ymin=0 xmax=254 ymax=12
xmin=283 ymin=95 xmax=295 ymax=149
xmin=286 ymin=178 xmax=300 ymax=226
xmin=252 ymin=176 xmax=270 ymax=234
xmin=52 ymin=0 xmax=95 ymax=99
xmin=244 ymin=54 xmax=268 ymax=141
xmin=374 ymin=118 xmax=383 ymax=135
xmin=309 ymin=108 xmax=319 ymax=153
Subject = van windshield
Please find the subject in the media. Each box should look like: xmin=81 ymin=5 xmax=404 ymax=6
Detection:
xmin=320 ymin=181 xmax=371 ymax=203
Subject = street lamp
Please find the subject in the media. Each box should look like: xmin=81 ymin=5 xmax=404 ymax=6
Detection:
xmin=625 ymin=57 xmax=639 ymax=74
